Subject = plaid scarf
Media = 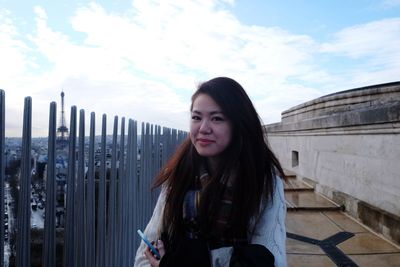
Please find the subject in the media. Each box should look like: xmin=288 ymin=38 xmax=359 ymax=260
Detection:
xmin=182 ymin=166 xmax=247 ymax=247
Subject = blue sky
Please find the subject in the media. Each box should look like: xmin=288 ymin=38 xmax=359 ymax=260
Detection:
xmin=1 ymin=0 xmax=399 ymax=136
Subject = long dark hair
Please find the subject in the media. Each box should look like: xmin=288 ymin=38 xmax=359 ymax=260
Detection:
xmin=154 ymin=77 xmax=284 ymax=247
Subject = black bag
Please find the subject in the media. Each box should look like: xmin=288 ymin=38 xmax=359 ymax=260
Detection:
xmin=160 ymin=238 xmax=211 ymax=267
xmin=229 ymin=244 xmax=275 ymax=267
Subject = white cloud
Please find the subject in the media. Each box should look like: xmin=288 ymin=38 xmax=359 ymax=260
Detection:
xmin=33 ymin=6 xmax=48 ymax=20
xmin=1 ymin=1 xmax=399 ymax=136
xmin=254 ymin=83 xmax=323 ymax=124
xmin=67 ymin=1 xmax=319 ymax=93
xmin=320 ymin=18 xmax=400 ymax=88
xmin=321 ymin=18 xmax=400 ymax=58
xmin=0 ymin=9 xmax=31 ymax=85
xmin=382 ymin=0 xmax=400 ymax=8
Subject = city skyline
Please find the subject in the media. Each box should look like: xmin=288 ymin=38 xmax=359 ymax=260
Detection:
xmin=1 ymin=0 xmax=399 ymax=137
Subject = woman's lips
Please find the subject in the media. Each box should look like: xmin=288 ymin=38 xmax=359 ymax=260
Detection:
xmin=197 ymin=138 xmax=214 ymax=145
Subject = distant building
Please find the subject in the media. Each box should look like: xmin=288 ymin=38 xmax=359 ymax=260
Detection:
xmin=56 ymin=91 xmax=69 ymax=149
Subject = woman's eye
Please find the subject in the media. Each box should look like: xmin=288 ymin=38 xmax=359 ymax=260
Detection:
xmin=212 ymin=116 xmax=224 ymax=121
xmin=191 ymin=115 xmax=201 ymax=120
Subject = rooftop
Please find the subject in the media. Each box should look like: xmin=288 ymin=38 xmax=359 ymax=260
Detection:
xmin=284 ymin=171 xmax=400 ymax=266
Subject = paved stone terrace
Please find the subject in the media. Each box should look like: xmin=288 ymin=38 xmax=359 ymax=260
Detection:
xmin=284 ymin=172 xmax=400 ymax=267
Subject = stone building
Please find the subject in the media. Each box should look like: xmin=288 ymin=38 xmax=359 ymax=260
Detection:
xmin=265 ymin=81 xmax=400 ymax=245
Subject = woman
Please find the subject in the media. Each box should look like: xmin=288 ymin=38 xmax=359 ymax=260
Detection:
xmin=135 ymin=77 xmax=287 ymax=267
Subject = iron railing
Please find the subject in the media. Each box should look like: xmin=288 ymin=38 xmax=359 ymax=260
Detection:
xmin=0 ymin=89 xmax=187 ymax=266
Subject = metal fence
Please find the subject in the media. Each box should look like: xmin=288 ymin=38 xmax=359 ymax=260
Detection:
xmin=0 ymin=89 xmax=188 ymax=267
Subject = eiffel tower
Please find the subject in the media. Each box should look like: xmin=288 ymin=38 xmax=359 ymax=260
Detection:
xmin=56 ymin=90 xmax=69 ymax=149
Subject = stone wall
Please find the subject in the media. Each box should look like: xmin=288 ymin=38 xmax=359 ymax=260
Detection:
xmin=265 ymin=82 xmax=400 ymax=244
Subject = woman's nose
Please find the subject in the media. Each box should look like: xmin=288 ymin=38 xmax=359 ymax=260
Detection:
xmin=199 ymin=119 xmax=211 ymax=133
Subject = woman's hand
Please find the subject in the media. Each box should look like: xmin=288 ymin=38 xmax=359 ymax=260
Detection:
xmin=144 ymin=240 xmax=165 ymax=267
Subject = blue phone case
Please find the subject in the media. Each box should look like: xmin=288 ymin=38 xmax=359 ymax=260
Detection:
xmin=137 ymin=229 xmax=161 ymax=259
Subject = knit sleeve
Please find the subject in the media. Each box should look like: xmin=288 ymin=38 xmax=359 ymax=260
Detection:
xmin=250 ymin=177 xmax=287 ymax=267
xmin=134 ymin=186 xmax=167 ymax=267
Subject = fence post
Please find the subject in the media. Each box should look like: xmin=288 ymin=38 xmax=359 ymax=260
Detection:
xmin=75 ymin=109 xmax=85 ymax=266
xmin=85 ymin=112 xmax=96 ymax=267
xmin=96 ymin=114 xmax=107 ymax=267
xmin=64 ymin=106 xmax=77 ymax=267
xmin=0 ymin=90 xmax=5 ymax=267
xmin=42 ymin=102 xmax=57 ymax=267
xmin=106 ymin=116 xmax=118 ymax=267
xmin=16 ymin=97 xmax=32 ymax=267
xmin=116 ymin=117 xmax=125 ymax=266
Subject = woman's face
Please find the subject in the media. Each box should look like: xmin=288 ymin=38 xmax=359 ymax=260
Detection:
xmin=190 ymin=94 xmax=232 ymax=161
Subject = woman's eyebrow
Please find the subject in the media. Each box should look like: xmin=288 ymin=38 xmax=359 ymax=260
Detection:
xmin=210 ymin=111 xmax=224 ymax=115
xmin=191 ymin=110 xmax=224 ymax=115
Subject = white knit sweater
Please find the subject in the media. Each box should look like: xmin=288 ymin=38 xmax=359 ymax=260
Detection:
xmin=134 ymin=177 xmax=287 ymax=267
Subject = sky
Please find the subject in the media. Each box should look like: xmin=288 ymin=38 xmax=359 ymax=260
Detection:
xmin=1 ymin=0 xmax=399 ymax=137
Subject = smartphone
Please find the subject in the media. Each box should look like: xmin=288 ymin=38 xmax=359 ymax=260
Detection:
xmin=137 ymin=229 xmax=161 ymax=260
